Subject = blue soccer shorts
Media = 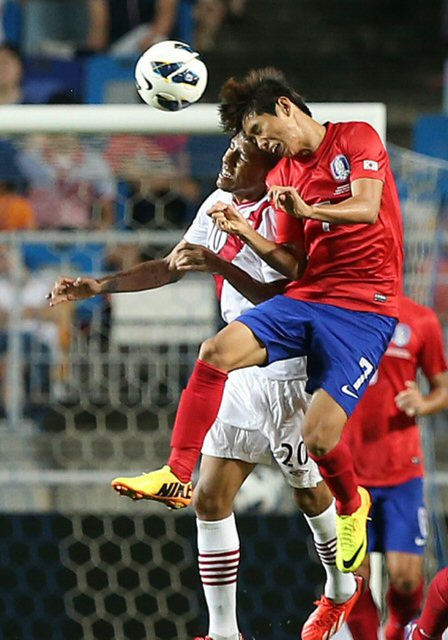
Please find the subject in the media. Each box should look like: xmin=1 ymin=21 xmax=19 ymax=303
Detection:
xmin=367 ymin=477 xmax=427 ymax=555
xmin=236 ymin=295 xmax=397 ymax=416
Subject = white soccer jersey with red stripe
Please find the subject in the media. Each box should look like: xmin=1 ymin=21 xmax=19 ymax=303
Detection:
xmin=184 ymin=189 xmax=306 ymax=381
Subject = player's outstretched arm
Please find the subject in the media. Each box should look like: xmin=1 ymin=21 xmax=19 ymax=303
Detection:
xmin=208 ymin=201 xmax=306 ymax=281
xmin=175 ymin=242 xmax=287 ymax=304
xmin=47 ymin=241 xmax=187 ymax=306
xmin=269 ymin=178 xmax=383 ymax=225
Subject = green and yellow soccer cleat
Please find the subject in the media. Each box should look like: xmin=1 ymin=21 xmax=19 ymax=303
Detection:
xmin=111 ymin=465 xmax=192 ymax=510
xmin=335 ymin=486 xmax=372 ymax=573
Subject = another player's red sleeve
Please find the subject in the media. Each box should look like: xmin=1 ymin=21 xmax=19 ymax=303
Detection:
xmin=418 ymin=309 xmax=448 ymax=379
xmin=343 ymin=122 xmax=388 ymax=183
xmin=266 ymin=158 xmax=305 ymax=246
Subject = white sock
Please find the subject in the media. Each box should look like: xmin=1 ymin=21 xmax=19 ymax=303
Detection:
xmin=197 ymin=513 xmax=240 ymax=640
xmin=304 ymin=499 xmax=357 ymax=603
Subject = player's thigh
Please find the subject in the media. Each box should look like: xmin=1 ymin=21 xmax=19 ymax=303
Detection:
xmin=194 ymin=454 xmax=255 ymax=520
xmin=385 ymin=551 xmax=424 ymax=592
xmin=199 ymin=320 xmax=267 ymax=371
xmin=265 ymin=379 xmax=323 ymax=491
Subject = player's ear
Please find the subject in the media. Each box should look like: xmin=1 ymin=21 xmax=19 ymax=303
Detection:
xmin=277 ymin=96 xmax=292 ymax=116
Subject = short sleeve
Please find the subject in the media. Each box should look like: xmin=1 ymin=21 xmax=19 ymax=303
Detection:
xmin=265 ymin=160 xmax=306 ymax=246
xmin=343 ymin=122 xmax=388 ymax=183
xmin=418 ymin=309 xmax=448 ymax=379
xmin=183 ymin=191 xmax=220 ymax=246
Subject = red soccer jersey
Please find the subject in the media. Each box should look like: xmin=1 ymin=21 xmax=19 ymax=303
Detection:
xmin=343 ymin=296 xmax=448 ymax=486
xmin=267 ymin=121 xmax=403 ymax=316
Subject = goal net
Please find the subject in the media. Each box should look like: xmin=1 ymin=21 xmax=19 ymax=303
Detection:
xmin=0 ymin=103 xmax=446 ymax=640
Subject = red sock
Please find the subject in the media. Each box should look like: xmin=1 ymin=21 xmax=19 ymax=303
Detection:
xmin=347 ymin=585 xmax=380 ymax=640
xmin=309 ymin=441 xmax=360 ymax=515
xmin=385 ymin=579 xmax=424 ymax=636
xmin=167 ymin=359 xmax=228 ymax=482
xmin=416 ymin=568 xmax=448 ymax=638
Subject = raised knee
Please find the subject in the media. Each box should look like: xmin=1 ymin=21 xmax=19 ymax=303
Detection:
xmin=390 ymin=574 xmax=422 ymax=593
xmin=198 ymin=336 xmax=230 ymax=369
xmin=302 ymin=419 xmax=339 ymax=457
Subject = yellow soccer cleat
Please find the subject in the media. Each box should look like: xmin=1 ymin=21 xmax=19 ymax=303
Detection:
xmin=111 ymin=465 xmax=192 ymax=510
xmin=335 ymin=486 xmax=372 ymax=573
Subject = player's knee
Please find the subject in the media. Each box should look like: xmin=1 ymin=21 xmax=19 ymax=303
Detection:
xmin=198 ymin=336 xmax=227 ymax=368
xmin=302 ymin=418 xmax=339 ymax=457
xmin=390 ymin=572 xmax=422 ymax=594
xmin=193 ymin=483 xmax=232 ymax=520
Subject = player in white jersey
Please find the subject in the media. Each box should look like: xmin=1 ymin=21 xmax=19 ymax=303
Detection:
xmin=48 ymin=133 xmax=362 ymax=640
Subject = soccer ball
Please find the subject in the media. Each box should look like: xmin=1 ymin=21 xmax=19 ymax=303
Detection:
xmin=135 ymin=40 xmax=208 ymax=111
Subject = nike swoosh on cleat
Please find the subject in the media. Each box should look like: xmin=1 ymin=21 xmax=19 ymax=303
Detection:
xmin=341 ymin=384 xmax=358 ymax=399
xmin=342 ymin=542 xmax=364 ymax=570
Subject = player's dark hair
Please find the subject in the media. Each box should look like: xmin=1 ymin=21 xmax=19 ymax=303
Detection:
xmin=219 ymin=67 xmax=312 ymax=134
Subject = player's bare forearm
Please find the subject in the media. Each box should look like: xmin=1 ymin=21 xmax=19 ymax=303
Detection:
xmin=99 ymin=258 xmax=181 ymax=294
xmin=395 ymin=373 xmax=448 ymax=417
xmin=309 ymin=196 xmax=379 ymax=225
xmin=420 ymin=386 xmax=448 ymax=416
xmin=215 ymin=257 xmax=287 ymax=305
xmin=308 ymin=178 xmax=383 ymax=225
xmin=241 ymin=226 xmax=305 ymax=281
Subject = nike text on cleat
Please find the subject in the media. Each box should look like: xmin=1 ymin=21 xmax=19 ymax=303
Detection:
xmin=111 ymin=465 xmax=192 ymax=510
xmin=301 ymin=575 xmax=364 ymax=640
xmin=335 ymin=486 xmax=371 ymax=573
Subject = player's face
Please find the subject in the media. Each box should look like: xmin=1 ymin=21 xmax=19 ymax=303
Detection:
xmin=242 ymin=98 xmax=308 ymax=158
xmin=217 ymin=133 xmax=271 ymax=199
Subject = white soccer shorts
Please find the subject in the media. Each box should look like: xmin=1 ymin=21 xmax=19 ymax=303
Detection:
xmin=202 ymin=367 xmax=322 ymax=489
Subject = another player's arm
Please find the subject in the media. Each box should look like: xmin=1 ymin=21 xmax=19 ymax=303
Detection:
xmin=395 ymin=372 xmax=448 ymax=418
xmin=269 ymin=178 xmax=383 ymax=225
xmin=208 ymin=202 xmax=306 ymax=281
xmin=47 ymin=241 xmax=188 ymax=306
xmin=175 ymin=242 xmax=288 ymax=305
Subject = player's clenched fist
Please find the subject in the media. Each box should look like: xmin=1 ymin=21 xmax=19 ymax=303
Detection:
xmin=174 ymin=243 xmax=219 ymax=273
xmin=46 ymin=276 xmax=102 ymax=306
xmin=208 ymin=201 xmax=251 ymax=237
xmin=268 ymin=185 xmax=313 ymax=219
xmin=395 ymin=380 xmax=425 ymax=417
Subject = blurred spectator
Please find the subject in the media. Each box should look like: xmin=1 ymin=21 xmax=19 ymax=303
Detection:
xmin=0 ymin=180 xmax=35 ymax=230
xmin=105 ymin=134 xmax=200 ymax=230
xmin=17 ymin=134 xmax=116 ymax=229
xmin=0 ymin=244 xmax=72 ymax=421
xmin=195 ymin=0 xmax=247 ymax=50
xmin=0 ymin=42 xmax=27 ymax=104
xmin=37 ymin=0 xmax=183 ymax=57
xmin=86 ymin=0 xmax=180 ymax=55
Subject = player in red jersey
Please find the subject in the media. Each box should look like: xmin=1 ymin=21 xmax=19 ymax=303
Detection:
xmin=137 ymin=66 xmax=402 ymax=574
xmin=341 ymin=295 xmax=448 ymax=640
xmin=114 ymin=67 xmax=403 ymax=575
xmin=406 ymin=567 xmax=448 ymax=639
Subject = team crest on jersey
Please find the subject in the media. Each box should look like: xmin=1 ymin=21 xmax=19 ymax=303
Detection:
xmin=330 ymin=155 xmax=351 ymax=182
xmin=392 ymin=323 xmax=411 ymax=347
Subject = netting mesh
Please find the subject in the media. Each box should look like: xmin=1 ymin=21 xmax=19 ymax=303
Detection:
xmin=0 ymin=127 xmax=447 ymax=638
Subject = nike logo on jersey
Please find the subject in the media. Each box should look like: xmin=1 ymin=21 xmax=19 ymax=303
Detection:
xmin=341 ymin=385 xmax=358 ymax=399
xmin=342 ymin=542 xmax=365 ymax=570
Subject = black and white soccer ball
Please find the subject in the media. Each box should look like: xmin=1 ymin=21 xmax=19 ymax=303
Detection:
xmin=135 ymin=40 xmax=208 ymax=111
